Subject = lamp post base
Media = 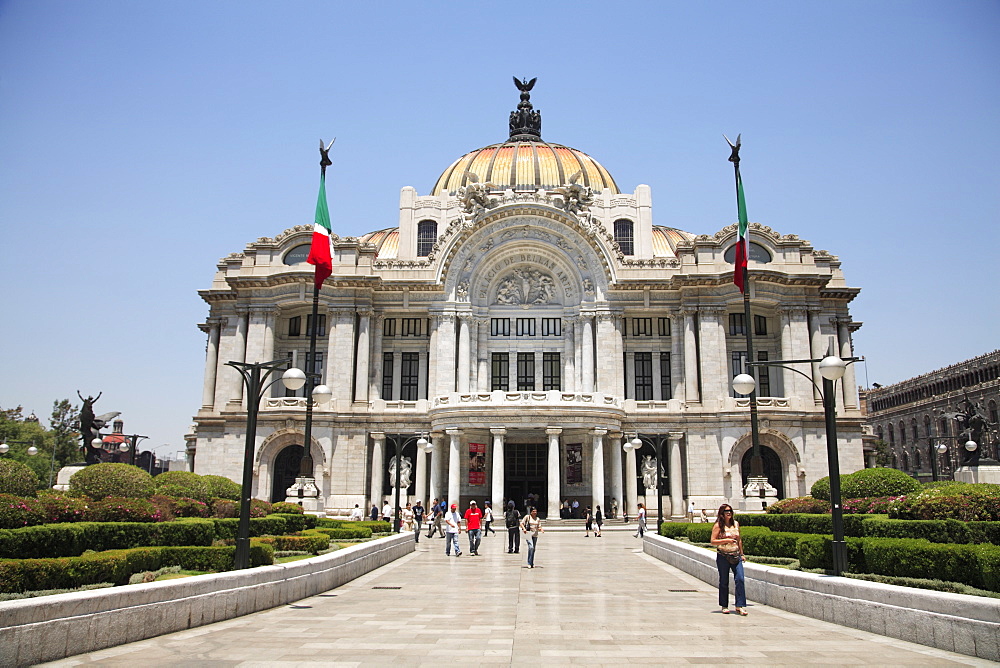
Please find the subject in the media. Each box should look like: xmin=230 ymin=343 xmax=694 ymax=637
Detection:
xmin=954 ymin=463 xmax=1000 ymax=484
xmin=740 ymin=476 xmax=778 ymax=511
xmin=285 ymin=476 xmax=324 ymax=514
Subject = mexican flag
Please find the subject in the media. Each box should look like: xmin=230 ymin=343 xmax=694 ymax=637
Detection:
xmin=306 ymin=173 xmax=333 ymax=289
xmin=733 ymin=167 xmax=749 ymax=293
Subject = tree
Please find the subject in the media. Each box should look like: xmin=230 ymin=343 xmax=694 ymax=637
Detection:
xmin=0 ymin=406 xmax=50 ymax=486
xmin=50 ymin=399 xmax=82 ymax=468
xmin=873 ymin=439 xmax=892 ymax=468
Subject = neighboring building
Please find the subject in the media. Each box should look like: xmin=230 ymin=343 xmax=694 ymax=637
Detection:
xmin=189 ymin=82 xmax=865 ymax=517
xmin=865 ymin=350 xmax=1000 ymax=481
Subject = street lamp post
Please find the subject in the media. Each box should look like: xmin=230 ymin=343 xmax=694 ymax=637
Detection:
xmin=733 ymin=342 xmax=859 ymax=577
xmin=0 ymin=440 xmax=38 ymax=457
xmin=628 ymin=434 xmax=667 ymax=528
xmin=928 ymin=437 xmax=976 ymax=482
xmin=226 ymin=358 xmax=306 ymax=570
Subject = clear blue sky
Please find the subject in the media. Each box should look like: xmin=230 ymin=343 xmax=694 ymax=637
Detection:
xmin=1 ymin=1 xmax=997 ymax=453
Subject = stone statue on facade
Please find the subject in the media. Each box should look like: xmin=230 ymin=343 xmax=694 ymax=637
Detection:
xmin=457 ymin=171 xmax=497 ymax=217
xmin=641 ymin=455 xmax=657 ymax=490
xmin=494 ymin=268 xmax=558 ymax=306
xmin=387 ymin=454 xmax=413 ymax=489
xmin=553 ymin=170 xmax=594 ymax=216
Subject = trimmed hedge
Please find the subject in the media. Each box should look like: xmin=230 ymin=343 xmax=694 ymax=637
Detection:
xmin=269 ymin=513 xmax=317 ymax=532
xmin=69 ymin=463 xmax=154 ymax=501
xmin=256 ymin=530 xmax=330 ymax=553
xmin=202 ymin=475 xmax=242 ymax=501
xmin=316 ymin=526 xmax=373 ymax=540
xmin=0 ymin=459 xmax=40 ymax=497
xmin=212 ymin=516 xmax=288 ymax=540
xmin=153 ymin=471 xmax=211 ymax=503
xmin=0 ymin=519 xmax=216 ymax=559
xmin=271 ymin=502 xmax=305 ymax=514
xmin=735 ymin=513 xmax=881 ymax=538
xmin=0 ymin=543 xmax=274 ymax=593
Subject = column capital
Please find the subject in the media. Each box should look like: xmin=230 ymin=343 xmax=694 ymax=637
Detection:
xmin=699 ymin=306 xmax=727 ymax=317
xmin=609 ymin=431 xmax=623 ymax=440
xmin=357 ymin=308 xmax=374 ymax=318
xmin=667 ymin=431 xmax=685 ymax=443
xmin=327 ymin=306 xmax=356 ymax=316
xmin=490 ymin=428 xmax=507 ymax=436
xmin=445 ymin=428 xmax=462 ymax=437
xmin=247 ymin=305 xmax=278 ymax=314
xmin=592 ymin=428 xmax=608 ymax=437
xmin=373 ymin=313 xmax=386 ymax=324
xmin=545 ymin=427 xmax=563 ymax=436
xmin=679 ymin=307 xmax=697 ymax=317
xmin=370 ymin=432 xmax=386 ymax=443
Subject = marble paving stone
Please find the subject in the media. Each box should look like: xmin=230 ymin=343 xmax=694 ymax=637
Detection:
xmin=38 ymin=531 xmax=995 ymax=667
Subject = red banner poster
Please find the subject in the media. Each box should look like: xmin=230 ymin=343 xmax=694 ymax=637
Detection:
xmin=566 ymin=443 xmax=583 ymax=484
xmin=469 ymin=442 xmax=486 ymax=485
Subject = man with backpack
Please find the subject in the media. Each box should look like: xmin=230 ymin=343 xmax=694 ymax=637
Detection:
xmin=504 ymin=500 xmax=522 ymax=554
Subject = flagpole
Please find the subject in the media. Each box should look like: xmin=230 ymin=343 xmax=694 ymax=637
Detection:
xmin=728 ymin=137 xmax=764 ymax=480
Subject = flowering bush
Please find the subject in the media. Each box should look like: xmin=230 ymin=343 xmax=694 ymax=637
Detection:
xmin=842 ymin=496 xmax=900 ymax=514
xmin=0 ymin=460 xmax=40 ymax=497
xmin=83 ymin=497 xmax=161 ymax=523
xmin=149 ymin=494 xmax=176 ymax=522
xmin=0 ymin=494 xmax=45 ymax=528
xmin=35 ymin=494 xmax=88 ymax=523
xmin=69 ymin=463 xmax=154 ymax=500
xmin=171 ymin=497 xmax=210 ymax=518
xmin=153 ymin=471 xmax=211 ymax=502
xmin=250 ymin=499 xmax=272 ymax=518
xmin=889 ymin=487 xmax=1000 ymax=522
xmin=202 ymin=475 xmax=241 ymax=501
xmin=765 ymin=496 xmax=829 ymax=514
xmin=211 ymin=498 xmax=238 ymax=518
xmin=271 ymin=502 xmax=304 ymax=514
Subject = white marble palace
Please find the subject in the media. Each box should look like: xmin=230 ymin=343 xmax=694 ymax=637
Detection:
xmin=189 ymin=81 xmax=865 ymax=518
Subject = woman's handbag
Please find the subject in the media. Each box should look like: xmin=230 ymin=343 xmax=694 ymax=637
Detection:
xmin=718 ymin=548 xmax=741 ymax=565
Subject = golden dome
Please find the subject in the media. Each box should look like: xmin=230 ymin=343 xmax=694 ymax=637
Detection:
xmin=432 ymin=141 xmax=619 ymax=196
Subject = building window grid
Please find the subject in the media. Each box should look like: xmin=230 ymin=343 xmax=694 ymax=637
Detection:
xmin=306 ymin=313 xmax=326 ymax=337
xmin=400 ymin=352 xmax=419 ymax=400
xmin=631 ymin=318 xmax=652 ymax=337
xmin=634 ymin=352 xmax=653 ymax=400
xmin=542 ymin=352 xmax=561 ymax=390
xmin=730 ymin=350 xmax=770 ymax=397
xmin=381 ymin=352 xmax=394 ymax=400
xmin=754 ymin=314 xmax=768 ymax=336
xmin=729 ymin=313 xmax=746 ymax=336
xmin=541 ymin=318 xmax=561 ymax=336
xmin=401 ymin=318 xmax=422 ymax=336
xmin=491 ymin=318 xmax=511 ymax=336
xmin=657 ymin=317 xmax=671 ymax=337
xmin=416 ymin=220 xmax=437 ymax=257
xmin=660 ymin=352 xmax=671 ymax=399
xmin=517 ymin=352 xmax=535 ymax=391
xmin=516 ymin=318 xmax=536 ymax=336
xmin=288 ymin=316 xmax=301 ymax=337
xmin=491 ymin=353 xmax=509 ymax=391
xmin=614 ymin=219 xmax=634 ymax=256
xmin=383 ymin=318 xmax=396 ymax=337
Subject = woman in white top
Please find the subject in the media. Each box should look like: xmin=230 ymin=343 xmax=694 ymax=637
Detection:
xmin=634 ymin=503 xmax=647 ymax=538
xmin=401 ymin=502 xmax=414 ymax=532
xmin=522 ymin=507 xmax=544 ymax=568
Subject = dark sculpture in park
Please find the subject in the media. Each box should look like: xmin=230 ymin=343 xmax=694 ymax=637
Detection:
xmin=76 ymin=391 xmax=120 ymax=465
xmin=945 ymin=395 xmax=998 ymax=466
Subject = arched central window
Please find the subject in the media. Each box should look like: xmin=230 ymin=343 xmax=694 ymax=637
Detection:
xmin=417 ymin=220 xmax=437 ymax=257
xmin=614 ymin=219 xmax=634 ymax=256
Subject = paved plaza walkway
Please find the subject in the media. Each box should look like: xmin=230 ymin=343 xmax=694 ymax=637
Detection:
xmin=43 ymin=529 xmax=991 ymax=667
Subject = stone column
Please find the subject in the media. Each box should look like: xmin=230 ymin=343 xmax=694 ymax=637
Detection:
xmin=624 ymin=351 xmax=635 ymax=399
xmin=262 ymin=309 xmax=276 ymax=364
xmin=668 ymin=432 xmax=684 ymax=518
xmin=201 ymin=320 xmax=221 ymax=410
xmin=447 ymin=428 xmax=462 ymax=505
xmin=428 ymin=433 xmax=443 ymax=503
xmin=370 ymin=432 xmax=385 ymax=509
xmin=670 ymin=313 xmax=684 ymax=400
xmin=625 ymin=444 xmax=638 ymax=519
xmin=370 ymin=314 xmax=384 ymax=400
xmin=573 ymin=318 xmax=584 ymax=391
xmin=427 ymin=315 xmax=439 ymax=399
xmin=596 ymin=313 xmax=617 ymax=394
xmin=415 ymin=443 xmax=427 ymax=504
xmin=228 ymin=309 xmax=248 ymax=406
xmin=562 ymin=318 xmax=576 ymax=392
xmin=327 ymin=308 xmax=355 ymax=405
xmin=244 ymin=307 xmax=270 ymax=365
xmin=808 ymin=309 xmax=824 ymax=403
xmin=476 ymin=318 xmax=490 ymax=392
xmin=491 ymin=428 xmax=506 ymax=511
xmin=697 ymin=308 xmax=724 ymax=401
xmin=592 ymin=429 xmax=606 ymax=513
xmin=609 ymin=432 xmax=623 ymax=517
xmin=436 ymin=314 xmax=457 ymax=396
xmin=789 ymin=308 xmax=813 ymax=401
xmin=354 ymin=310 xmax=372 ymax=402
xmin=546 ymin=427 xmax=562 ymax=519
xmin=581 ymin=315 xmax=595 ymax=392
xmin=838 ymin=319 xmax=858 ymax=409
xmin=682 ymin=309 xmax=699 ymax=403
xmin=779 ymin=307 xmax=794 ymax=398
xmin=651 ymin=352 xmax=662 ymax=401
xmin=457 ymin=315 xmax=471 ymax=393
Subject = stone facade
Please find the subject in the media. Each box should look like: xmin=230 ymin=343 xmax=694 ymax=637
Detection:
xmin=865 ymin=350 xmax=1000 ymax=480
xmin=189 ymin=89 xmax=865 ymax=517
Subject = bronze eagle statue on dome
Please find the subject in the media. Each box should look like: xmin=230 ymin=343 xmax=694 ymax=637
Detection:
xmin=513 ymin=76 xmax=536 ymax=93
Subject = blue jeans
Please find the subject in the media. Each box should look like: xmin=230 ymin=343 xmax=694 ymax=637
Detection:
xmin=446 ymin=532 xmax=461 ymax=556
xmin=526 ymin=535 xmax=538 ymax=566
xmin=468 ymin=528 xmax=481 ymax=553
xmin=716 ymin=553 xmax=746 ymax=608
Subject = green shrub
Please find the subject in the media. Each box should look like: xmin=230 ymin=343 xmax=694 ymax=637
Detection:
xmin=966 ymin=522 xmax=1000 ymax=545
xmin=841 ymin=468 xmax=920 ymax=499
xmin=83 ymin=497 xmax=161 ymax=523
xmin=268 ymin=512 xmax=316 ymax=532
xmin=861 ymin=538 xmax=985 ymax=588
xmin=250 ymin=499 xmax=272 ymax=517
xmin=861 ymin=518 xmax=969 ymax=543
xmin=202 ymin=475 xmax=241 ymax=501
xmin=741 ymin=529 xmax=801 ymax=558
xmin=153 ymin=471 xmax=211 ymax=502
xmin=685 ymin=524 xmax=714 ymax=543
xmin=794 ymin=535 xmax=866 ymax=571
xmin=0 ymin=519 xmax=216 ymax=559
xmin=316 ymin=518 xmax=344 ymax=529
xmin=69 ymin=463 xmax=154 ymax=500
xmin=889 ymin=489 xmax=1000 ymax=521
xmin=659 ymin=522 xmax=694 ymax=538
xmin=35 ymin=494 xmax=88 ymax=523
xmin=316 ymin=526 xmax=373 ymax=540
xmin=256 ymin=530 xmax=329 ymax=553
xmin=271 ymin=502 xmax=304 ymax=514
xmin=0 ymin=459 xmax=40 ymax=497
xmin=0 ymin=494 xmax=44 ymax=529
xmin=811 ymin=477 xmax=831 ymax=501
xmin=766 ymin=496 xmax=829 ymax=514
xmin=842 ymin=496 xmax=901 ymax=514
xmin=354 ymin=520 xmax=391 ymax=533
xmin=211 ymin=498 xmax=238 ymax=518
xmin=212 ymin=515 xmax=288 ymax=540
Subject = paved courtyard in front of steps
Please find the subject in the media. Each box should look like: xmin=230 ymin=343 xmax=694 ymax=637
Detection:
xmin=43 ymin=527 xmax=992 ymax=667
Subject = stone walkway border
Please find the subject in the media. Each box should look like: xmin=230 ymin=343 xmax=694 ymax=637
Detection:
xmin=643 ymin=534 xmax=1000 ymax=661
xmin=0 ymin=533 xmax=413 ymax=666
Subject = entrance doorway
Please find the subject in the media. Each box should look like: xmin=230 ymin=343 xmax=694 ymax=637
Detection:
xmin=271 ymin=444 xmax=303 ymax=502
xmin=740 ymin=445 xmax=785 ymax=499
xmin=504 ymin=443 xmax=548 ymax=517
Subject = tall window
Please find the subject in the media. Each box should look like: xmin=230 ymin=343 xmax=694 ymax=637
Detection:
xmin=306 ymin=313 xmax=326 ymax=337
xmin=756 ymin=351 xmax=770 ymax=397
xmin=401 ymin=318 xmax=422 ymax=336
xmin=288 ymin=316 xmax=301 ymax=337
xmin=631 ymin=318 xmax=652 ymax=336
xmin=754 ymin=315 xmax=768 ymax=336
xmin=383 ymin=318 xmax=396 ymax=337
xmin=381 ymin=352 xmax=394 ymax=400
xmin=729 ymin=313 xmax=746 ymax=335
xmin=491 ymin=353 xmax=509 ymax=391
xmin=543 ymin=352 xmax=561 ymax=390
xmin=541 ymin=318 xmax=561 ymax=336
xmin=657 ymin=317 xmax=671 ymax=337
xmin=491 ymin=318 xmax=510 ymax=336
xmin=400 ymin=352 xmax=419 ymax=400
xmin=634 ymin=352 xmax=653 ymax=400
xmin=899 ymin=422 xmax=907 ymax=445
xmin=285 ymin=352 xmax=324 ymax=397
xmin=516 ymin=318 xmax=536 ymax=336
xmin=660 ymin=352 xmax=671 ymax=399
xmin=517 ymin=353 xmax=535 ymax=390
xmin=417 ymin=220 xmax=437 ymax=257
xmin=614 ymin=219 xmax=634 ymax=256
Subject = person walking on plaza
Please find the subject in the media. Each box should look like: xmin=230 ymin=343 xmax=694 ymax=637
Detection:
xmin=445 ymin=503 xmax=463 ymax=557
xmin=633 ymin=503 xmax=647 ymax=538
xmin=483 ymin=501 xmax=496 ymax=536
xmin=504 ymin=501 xmax=521 ymax=554
xmin=370 ymin=504 xmax=379 ymax=521
xmin=381 ymin=500 xmax=392 ymax=523
xmin=412 ymin=500 xmax=424 ymax=544
xmin=522 ymin=507 xmax=543 ymax=568
xmin=464 ymin=500 xmax=483 ymax=555
xmin=401 ymin=502 xmax=414 ymax=532
xmin=710 ymin=503 xmax=747 ymax=615
xmin=584 ymin=505 xmax=593 ymax=536
xmin=349 ymin=504 xmax=363 ymax=521
xmin=427 ymin=499 xmax=444 ymax=538
xmin=594 ymin=504 xmax=603 ymax=537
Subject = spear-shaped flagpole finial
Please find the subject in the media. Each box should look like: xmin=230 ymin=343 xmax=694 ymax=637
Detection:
xmin=319 ymin=138 xmax=335 ymax=177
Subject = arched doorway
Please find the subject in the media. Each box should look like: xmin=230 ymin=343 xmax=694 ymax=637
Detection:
xmin=271 ymin=444 xmax=303 ymax=502
xmin=740 ymin=445 xmax=784 ymax=499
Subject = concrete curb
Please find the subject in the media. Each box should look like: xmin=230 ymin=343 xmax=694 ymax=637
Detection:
xmin=644 ymin=534 xmax=1000 ymax=661
xmin=0 ymin=533 xmax=413 ymax=666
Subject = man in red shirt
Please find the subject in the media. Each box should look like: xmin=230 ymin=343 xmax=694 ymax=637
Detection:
xmin=464 ymin=500 xmax=484 ymax=556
